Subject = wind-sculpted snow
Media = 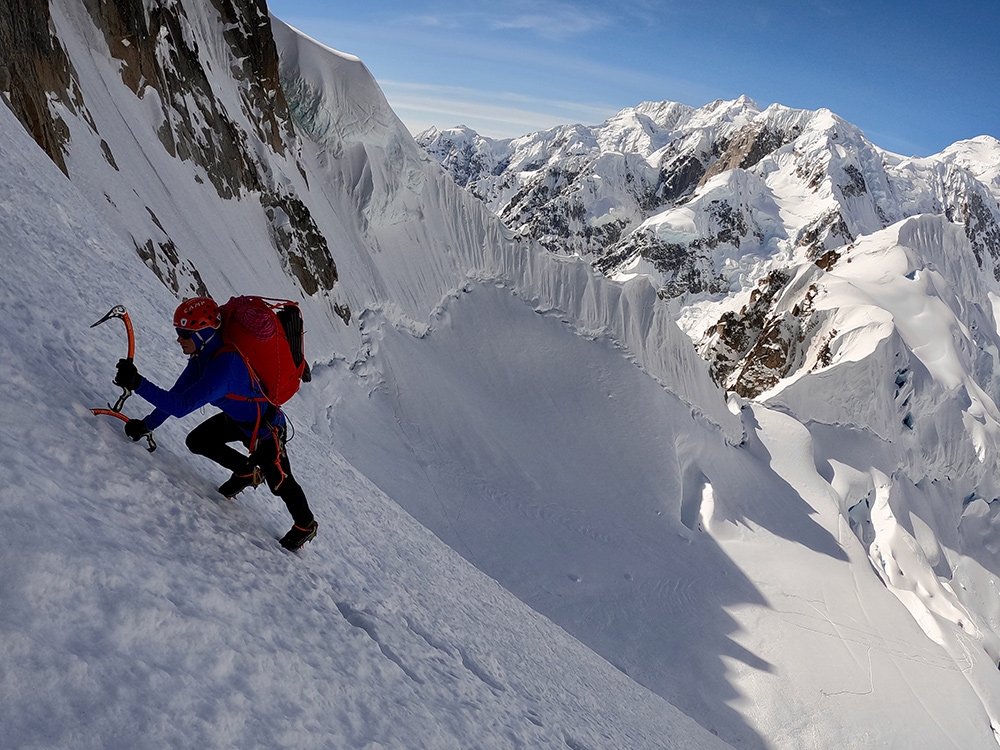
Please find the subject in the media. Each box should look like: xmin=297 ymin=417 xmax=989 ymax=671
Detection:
xmin=0 ymin=98 xmax=730 ymax=750
xmin=765 ymin=216 xmax=1000 ymax=488
xmin=271 ymin=18 xmax=740 ymax=441
xmin=8 ymin=2 xmax=1000 ymax=747
xmin=936 ymin=136 xmax=1000 ymax=204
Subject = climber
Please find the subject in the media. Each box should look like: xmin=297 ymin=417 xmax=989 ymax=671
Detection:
xmin=113 ymin=297 xmax=318 ymax=551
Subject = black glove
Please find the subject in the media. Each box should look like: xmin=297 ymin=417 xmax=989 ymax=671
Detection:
xmin=124 ymin=418 xmax=149 ymax=442
xmin=114 ymin=358 xmax=142 ymax=390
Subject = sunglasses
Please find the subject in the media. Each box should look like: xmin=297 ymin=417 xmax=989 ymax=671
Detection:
xmin=176 ymin=328 xmax=195 ymax=340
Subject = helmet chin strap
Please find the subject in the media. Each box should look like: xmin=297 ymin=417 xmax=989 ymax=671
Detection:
xmin=192 ymin=328 xmax=218 ymax=351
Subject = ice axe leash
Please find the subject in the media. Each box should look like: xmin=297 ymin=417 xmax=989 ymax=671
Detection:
xmin=90 ymin=305 xmax=136 ymax=412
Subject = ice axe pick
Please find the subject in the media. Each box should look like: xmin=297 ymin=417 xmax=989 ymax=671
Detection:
xmin=90 ymin=305 xmax=136 ymax=412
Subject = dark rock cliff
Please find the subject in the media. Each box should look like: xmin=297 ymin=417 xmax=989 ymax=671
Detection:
xmin=0 ymin=0 xmax=76 ymax=174
xmin=1 ymin=0 xmax=338 ymax=301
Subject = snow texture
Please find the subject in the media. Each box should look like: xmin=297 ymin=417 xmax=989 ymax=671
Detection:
xmin=3 ymin=2 xmax=1000 ymax=748
xmin=0 ymin=101 xmax=725 ymax=749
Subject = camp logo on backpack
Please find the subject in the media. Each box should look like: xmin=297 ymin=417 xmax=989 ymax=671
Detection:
xmin=218 ymin=296 xmax=310 ymax=407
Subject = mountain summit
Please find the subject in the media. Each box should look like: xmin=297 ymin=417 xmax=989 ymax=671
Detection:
xmin=419 ymin=104 xmax=1000 ymax=401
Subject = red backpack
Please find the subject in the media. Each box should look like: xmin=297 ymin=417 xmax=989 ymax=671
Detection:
xmin=218 ymin=296 xmax=310 ymax=412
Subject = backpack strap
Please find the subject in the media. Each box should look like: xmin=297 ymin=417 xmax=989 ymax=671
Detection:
xmin=215 ymin=344 xmax=277 ymax=451
xmin=224 ymin=397 xmax=288 ymax=489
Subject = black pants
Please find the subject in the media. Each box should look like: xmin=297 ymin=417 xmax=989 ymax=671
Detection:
xmin=186 ymin=413 xmax=314 ymax=527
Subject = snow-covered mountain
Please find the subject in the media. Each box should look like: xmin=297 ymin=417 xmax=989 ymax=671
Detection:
xmin=418 ymin=104 xmax=1000 ymax=399
xmin=4 ymin=1 xmax=1000 ymax=748
xmin=421 ymin=101 xmax=1000 ymax=512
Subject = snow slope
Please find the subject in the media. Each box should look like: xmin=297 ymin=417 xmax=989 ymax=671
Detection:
xmin=4 ymin=3 xmax=1000 ymax=748
xmin=275 ymin=26 xmax=1000 ymax=749
xmin=269 ymin=17 xmax=738 ymax=442
xmin=0 ymin=100 xmax=727 ymax=750
xmin=312 ymin=284 xmax=1000 ymax=748
xmin=270 ymin=33 xmax=1000 ymax=747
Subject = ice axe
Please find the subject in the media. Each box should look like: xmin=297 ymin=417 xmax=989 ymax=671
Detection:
xmin=89 ymin=305 xmax=155 ymax=451
xmin=90 ymin=408 xmax=157 ymax=452
xmin=90 ymin=305 xmax=135 ymax=412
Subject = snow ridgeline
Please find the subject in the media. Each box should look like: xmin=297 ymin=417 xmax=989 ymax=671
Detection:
xmin=0 ymin=100 xmax=728 ymax=749
xmin=271 ymin=18 xmax=740 ymax=443
xmin=6 ymin=0 xmax=1000 ymax=745
xmin=767 ymin=214 xmax=1000 ymax=492
xmin=273 ymin=19 xmax=1000 ymax=747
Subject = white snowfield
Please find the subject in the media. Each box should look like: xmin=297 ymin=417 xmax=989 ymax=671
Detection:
xmin=2 ymin=2 xmax=1000 ymax=748
xmin=0 ymin=102 xmax=726 ymax=749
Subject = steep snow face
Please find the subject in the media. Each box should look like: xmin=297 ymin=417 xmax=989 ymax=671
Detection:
xmin=310 ymin=279 xmax=1000 ymax=749
xmin=0 ymin=102 xmax=730 ymax=750
xmin=9 ymin=3 xmax=1000 ymax=748
xmin=937 ymin=136 xmax=1000 ymax=203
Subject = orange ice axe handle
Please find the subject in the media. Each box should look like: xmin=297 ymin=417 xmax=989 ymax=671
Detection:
xmin=91 ymin=305 xmax=136 ymax=411
xmin=91 ymin=408 xmax=157 ymax=452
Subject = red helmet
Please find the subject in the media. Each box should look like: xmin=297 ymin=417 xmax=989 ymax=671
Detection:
xmin=173 ymin=297 xmax=221 ymax=331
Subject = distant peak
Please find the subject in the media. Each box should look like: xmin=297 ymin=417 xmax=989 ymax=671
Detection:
xmin=415 ymin=125 xmax=441 ymax=140
xmin=704 ymin=95 xmax=760 ymax=110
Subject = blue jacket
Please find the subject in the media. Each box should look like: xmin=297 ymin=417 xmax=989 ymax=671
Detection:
xmin=137 ymin=332 xmax=281 ymax=439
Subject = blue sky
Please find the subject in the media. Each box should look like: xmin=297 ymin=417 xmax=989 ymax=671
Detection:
xmin=267 ymin=0 xmax=998 ymax=157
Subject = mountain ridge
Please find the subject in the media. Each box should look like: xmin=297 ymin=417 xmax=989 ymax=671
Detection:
xmin=418 ymin=101 xmax=1000 ymax=405
xmin=5 ymin=1 xmax=1000 ymax=747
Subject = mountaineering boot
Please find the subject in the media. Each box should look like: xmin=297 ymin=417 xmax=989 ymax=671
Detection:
xmin=218 ymin=467 xmax=263 ymax=498
xmin=279 ymin=519 xmax=318 ymax=551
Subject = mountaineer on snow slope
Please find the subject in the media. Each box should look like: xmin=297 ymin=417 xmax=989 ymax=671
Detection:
xmin=113 ymin=296 xmax=318 ymax=551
